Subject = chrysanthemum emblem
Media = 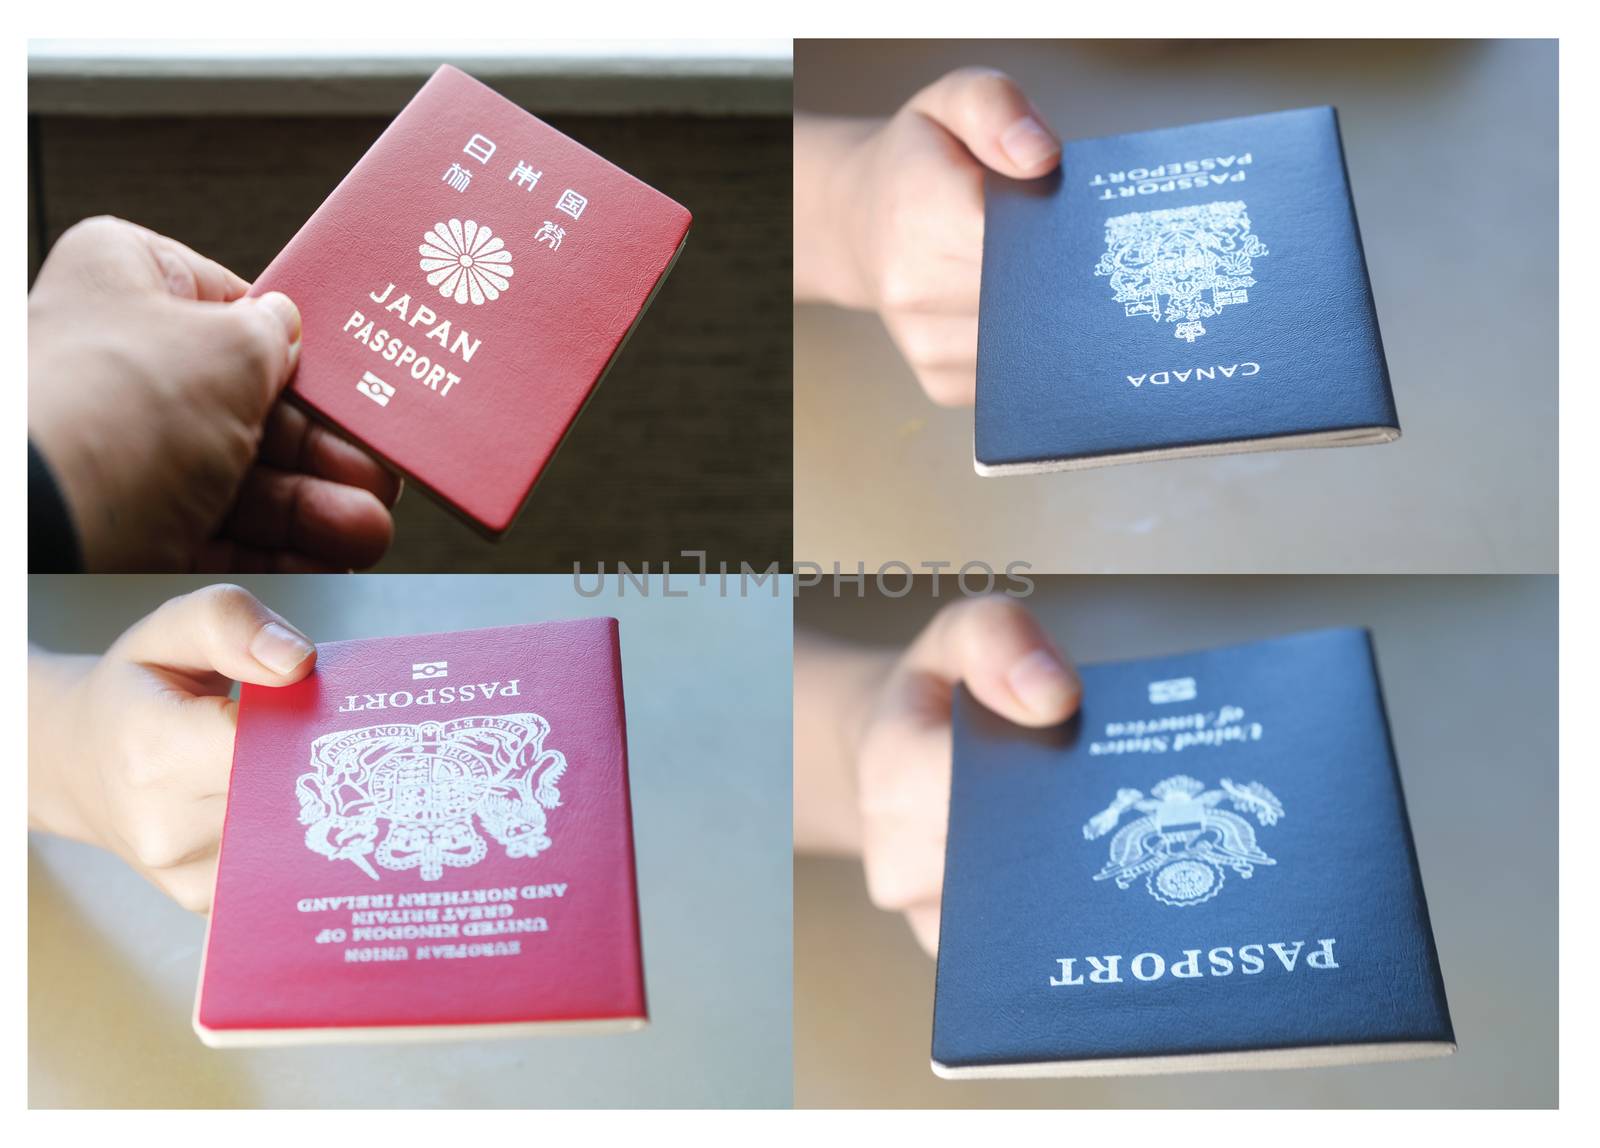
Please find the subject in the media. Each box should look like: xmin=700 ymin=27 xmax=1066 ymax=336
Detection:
xmin=418 ymin=219 xmax=513 ymax=306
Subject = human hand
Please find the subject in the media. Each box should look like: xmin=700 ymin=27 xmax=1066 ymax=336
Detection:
xmin=852 ymin=596 xmax=1080 ymax=954
xmin=28 ymin=216 xmax=400 ymax=571
xmin=28 ymin=585 xmax=317 ymax=911
xmin=793 ymin=68 xmax=1061 ymax=406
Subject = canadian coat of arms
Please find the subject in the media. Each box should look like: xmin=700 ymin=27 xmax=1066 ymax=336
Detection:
xmin=1093 ymin=200 xmax=1268 ymax=343
xmin=1082 ymin=774 xmax=1284 ymax=907
xmin=295 ymin=713 xmax=567 ymax=881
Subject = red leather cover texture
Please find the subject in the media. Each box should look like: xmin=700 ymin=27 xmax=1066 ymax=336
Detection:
xmin=197 ymin=617 xmax=645 ymax=1035
xmin=251 ymin=65 xmax=692 ymax=535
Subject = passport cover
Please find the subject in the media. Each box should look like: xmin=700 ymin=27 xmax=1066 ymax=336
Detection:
xmin=251 ymin=65 xmax=692 ymax=536
xmin=932 ymin=627 xmax=1453 ymax=1078
xmin=975 ymin=107 xmax=1399 ymax=474
xmin=195 ymin=617 xmax=645 ymax=1046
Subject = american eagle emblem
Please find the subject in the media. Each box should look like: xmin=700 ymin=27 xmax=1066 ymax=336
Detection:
xmin=1083 ymin=774 xmax=1284 ymax=907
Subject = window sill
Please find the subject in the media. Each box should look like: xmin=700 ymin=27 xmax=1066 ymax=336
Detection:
xmin=28 ymin=40 xmax=792 ymax=117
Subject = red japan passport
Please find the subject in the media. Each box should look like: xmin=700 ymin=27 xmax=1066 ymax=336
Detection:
xmin=194 ymin=617 xmax=646 ymax=1046
xmin=251 ymin=65 xmax=692 ymax=537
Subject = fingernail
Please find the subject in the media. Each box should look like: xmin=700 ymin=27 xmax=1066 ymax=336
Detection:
xmin=250 ymin=621 xmax=315 ymax=676
xmin=1006 ymin=647 xmax=1078 ymax=719
xmin=1000 ymin=115 xmax=1061 ymax=172
xmin=257 ymin=291 xmax=302 ymax=343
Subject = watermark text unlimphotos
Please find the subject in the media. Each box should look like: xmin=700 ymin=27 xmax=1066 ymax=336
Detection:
xmin=572 ymin=553 xmax=1033 ymax=598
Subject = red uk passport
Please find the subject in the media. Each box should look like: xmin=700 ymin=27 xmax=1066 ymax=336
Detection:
xmin=250 ymin=65 xmax=692 ymax=537
xmin=195 ymin=617 xmax=646 ymax=1046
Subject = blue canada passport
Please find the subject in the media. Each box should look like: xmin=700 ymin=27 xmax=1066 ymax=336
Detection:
xmin=974 ymin=107 xmax=1400 ymax=474
xmin=932 ymin=628 xmax=1453 ymax=1078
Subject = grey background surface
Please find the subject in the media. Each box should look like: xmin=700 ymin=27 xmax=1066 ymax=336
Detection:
xmin=794 ymin=575 xmax=1556 ymax=1107
xmin=794 ymin=40 xmax=1557 ymax=573
xmin=29 ymin=574 xmax=793 ymax=1108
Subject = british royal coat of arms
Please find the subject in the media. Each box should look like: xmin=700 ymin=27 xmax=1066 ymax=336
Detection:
xmin=1093 ymin=200 xmax=1268 ymax=343
xmin=1082 ymin=774 xmax=1284 ymax=907
xmin=295 ymin=713 xmax=568 ymax=881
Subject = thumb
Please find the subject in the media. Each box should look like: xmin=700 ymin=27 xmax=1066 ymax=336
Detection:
xmin=114 ymin=583 xmax=318 ymax=687
xmin=907 ymin=66 xmax=1062 ymax=179
xmin=244 ymin=290 xmax=303 ymax=400
xmin=902 ymin=595 xmax=1080 ymax=727
xmin=196 ymin=290 xmax=302 ymax=413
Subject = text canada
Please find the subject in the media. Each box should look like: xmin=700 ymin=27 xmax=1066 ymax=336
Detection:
xmin=1127 ymin=362 xmax=1260 ymax=388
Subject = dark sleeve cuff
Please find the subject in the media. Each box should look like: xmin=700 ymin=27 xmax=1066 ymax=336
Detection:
xmin=29 ymin=440 xmax=84 ymax=573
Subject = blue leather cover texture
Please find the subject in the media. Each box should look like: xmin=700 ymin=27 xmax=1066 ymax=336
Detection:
xmin=974 ymin=107 xmax=1399 ymax=470
xmin=932 ymin=627 xmax=1453 ymax=1072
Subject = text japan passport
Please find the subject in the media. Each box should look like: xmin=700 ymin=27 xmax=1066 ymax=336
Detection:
xmin=933 ymin=628 xmax=1453 ymax=1078
xmin=195 ymin=617 xmax=645 ymax=1047
xmin=251 ymin=65 xmax=692 ymax=536
xmin=975 ymin=107 xmax=1399 ymax=474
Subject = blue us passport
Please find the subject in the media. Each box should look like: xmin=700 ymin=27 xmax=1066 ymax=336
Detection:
xmin=974 ymin=107 xmax=1400 ymax=475
xmin=932 ymin=628 xmax=1454 ymax=1078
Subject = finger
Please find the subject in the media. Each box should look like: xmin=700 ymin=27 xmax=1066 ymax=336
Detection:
xmin=223 ymin=467 xmax=394 ymax=570
xmin=40 ymin=216 xmax=251 ymax=302
xmin=912 ymin=364 xmax=977 ymax=408
xmin=189 ymin=291 xmax=303 ymax=417
xmin=860 ymin=791 xmax=949 ymax=912
xmin=855 ymin=669 xmax=954 ymax=912
xmin=125 ymin=788 xmax=227 ymax=869
xmin=257 ymin=402 xmax=403 ymax=507
xmin=157 ymin=852 xmax=222 ymax=915
xmin=863 ymin=669 xmax=957 ymax=813
xmin=38 ymin=216 xmax=231 ymax=300
xmin=140 ymin=229 xmax=251 ymax=302
xmin=164 ymin=694 xmax=243 ymax=799
xmin=903 ymin=595 xmax=1081 ymax=727
xmin=907 ymin=67 xmax=1062 ymax=179
xmin=905 ymin=903 xmax=942 ymax=957
xmin=879 ymin=255 xmax=984 ymax=317
xmin=886 ymin=314 xmax=980 ymax=372
xmin=114 ymin=583 xmax=318 ymax=685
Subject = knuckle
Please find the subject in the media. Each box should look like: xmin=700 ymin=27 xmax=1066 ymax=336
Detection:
xmin=172 ymin=883 xmax=212 ymax=915
xmin=947 ymin=66 xmax=1019 ymax=114
xmin=128 ymin=824 xmax=185 ymax=870
xmin=191 ymin=582 xmax=262 ymax=651
xmin=141 ymin=589 xmax=207 ymax=647
xmin=857 ymin=762 xmax=929 ymax=830
xmin=862 ymin=858 xmax=910 ymax=912
xmin=219 ymin=306 xmax=287 ymax=381
xmin=57 ymin=214 xmax=131 ymax=249
xmin=863 ymin=852 xmax=940 ymax=915
xmin=966 ymin=67 xmax=1017 ymax=98
xmin=191 ymin=582 xmax=255 ymax=617
xmin=944 ymin=65 xmax=1009 ymax=89
xmin=919 ymin=368 xmax=972 ymax=408
xmin=946 ymin=591 xmax=1016 ymax=632
xmin=877 ymin=263 xmax=925 ymax=312
xmin=116 ymin=721 xmax=178 ymax=793
xmin=895 ymin=321 xmax=937 ymax=367
xmin=856 ymin=767 xmax=904 ymax=822
xmin=919 ymin=66 xmax=1004 ymax=109
xmin=854 ymin=732 xmax=909 ymax=818
xmin=924 ymin=595 xmax=1005 ymax=663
